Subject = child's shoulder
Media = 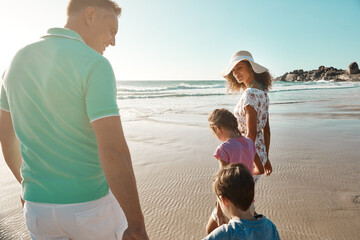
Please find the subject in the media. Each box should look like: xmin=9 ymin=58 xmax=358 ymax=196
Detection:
xmin=235 ymin=136 xmax=253 ymax=143
xmin=218 ymin=137 xmax=244 ymax=149
xmin=233 ymin=215 xmax=280 ymax=239
xmin=217 ymin=137 xmax=253 ymax=150
xmin=204 ymin=216 xmax=279 ymax=240
xmin=232 ymin=137 xmax=255 ymax=148
xmin=202 ymin=220 xmax=239 ymax=240
xmin=203 ymin=218 xmax=253 ymax=240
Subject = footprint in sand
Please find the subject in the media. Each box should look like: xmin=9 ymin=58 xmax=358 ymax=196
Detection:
xmin=353 ymin=195 xmax=360 ymax=204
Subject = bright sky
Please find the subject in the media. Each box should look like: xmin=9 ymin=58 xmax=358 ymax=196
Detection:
xmin=1 ymin=0 xmax=359 ymax=80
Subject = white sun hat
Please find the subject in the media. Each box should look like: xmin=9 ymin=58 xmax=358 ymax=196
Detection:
xmin=221 ymin=50 xmax=268 ymax=76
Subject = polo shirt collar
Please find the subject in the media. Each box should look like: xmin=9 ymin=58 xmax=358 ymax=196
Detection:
xmin=42 ymin=28 xmax=86 ymax=44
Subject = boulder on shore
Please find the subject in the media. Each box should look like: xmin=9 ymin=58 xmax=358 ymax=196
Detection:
xmin=348 ymin=62 xmax=359 ymax=74
xmin=285 ymin=74 xmax=298 ymax=81
xmin=275 ymin=62 xmax=360 ymax=82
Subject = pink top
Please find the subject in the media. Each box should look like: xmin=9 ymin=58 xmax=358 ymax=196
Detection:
xmin=214 ymin=137 xmax=256 ymax=173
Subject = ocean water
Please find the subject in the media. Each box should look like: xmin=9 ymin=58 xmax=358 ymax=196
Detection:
xmin=116 ymin=80 xmax=360 ymax=122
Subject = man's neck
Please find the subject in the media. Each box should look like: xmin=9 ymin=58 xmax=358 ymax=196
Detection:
xmin=64 ymin=17 xmax=87 ymax=42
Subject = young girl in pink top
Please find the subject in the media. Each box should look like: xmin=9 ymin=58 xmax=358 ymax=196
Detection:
xmin=206 ymin=108 xmax=264 ymax=234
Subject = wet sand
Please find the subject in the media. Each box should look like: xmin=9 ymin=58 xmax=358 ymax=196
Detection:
xmin=1 ymin=100 xmax=360 ymax=239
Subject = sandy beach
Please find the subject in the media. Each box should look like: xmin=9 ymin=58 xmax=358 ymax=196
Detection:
xmin=1 ymin=83 xmax=360 ymax=240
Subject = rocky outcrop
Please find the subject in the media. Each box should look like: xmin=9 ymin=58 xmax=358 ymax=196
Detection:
xmin=275 ymin=62 xmax=360 ymax=82
xmin=348 ymin=62 xmax=359 ymax=74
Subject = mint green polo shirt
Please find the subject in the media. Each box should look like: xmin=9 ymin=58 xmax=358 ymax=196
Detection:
xmin=0 ymin=28 xmax=119 ymax=204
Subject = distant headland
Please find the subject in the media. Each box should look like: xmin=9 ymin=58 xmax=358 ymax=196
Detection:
xmin=275 ymin=62 xmax=360 ymax=82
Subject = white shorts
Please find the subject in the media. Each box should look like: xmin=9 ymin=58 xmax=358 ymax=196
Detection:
xmin=23 ymin=191 xmax=128 ymax=240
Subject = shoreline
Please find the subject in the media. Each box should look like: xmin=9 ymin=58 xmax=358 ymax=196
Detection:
xmin=1 ymin=87 xmax=360 ymax=239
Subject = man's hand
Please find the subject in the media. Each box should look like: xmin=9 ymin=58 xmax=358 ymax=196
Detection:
xmin=264 ymin=159 xmax=272 ymax=176
xmin=122 ymin=226 xmax=149 ymax=240
xmin=21 ymin=196 xmax=25 ymax=208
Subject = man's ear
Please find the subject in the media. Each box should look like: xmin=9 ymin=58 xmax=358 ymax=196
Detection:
xmin=84 ymin=6 xmax=96 ymax=25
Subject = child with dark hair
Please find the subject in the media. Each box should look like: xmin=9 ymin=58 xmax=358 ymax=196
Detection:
xmin=203 ymin=163 xmax=280 ymax=240
xmin=206 ymin=109 xmax=264 ymax=234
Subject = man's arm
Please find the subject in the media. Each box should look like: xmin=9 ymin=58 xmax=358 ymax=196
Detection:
xmin=0 ymin=109 xmax=22 ymax=183
xmin=91 ymin=116 xmax=148 ymax=240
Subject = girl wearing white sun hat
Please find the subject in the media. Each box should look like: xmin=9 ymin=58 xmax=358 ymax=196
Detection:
xmin=222 ymin=50 xmax=273 ymax=179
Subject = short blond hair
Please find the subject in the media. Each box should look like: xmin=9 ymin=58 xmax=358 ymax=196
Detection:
xmin=67 ymin=0 xmax=121 ymax=16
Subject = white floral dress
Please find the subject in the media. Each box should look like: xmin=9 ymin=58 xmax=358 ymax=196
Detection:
xmin=234 ymin=88 xmax=270 ymax=167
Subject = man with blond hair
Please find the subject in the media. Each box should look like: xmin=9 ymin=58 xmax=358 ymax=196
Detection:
xmin=0 ymin=0 xmax=148 ymax=239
